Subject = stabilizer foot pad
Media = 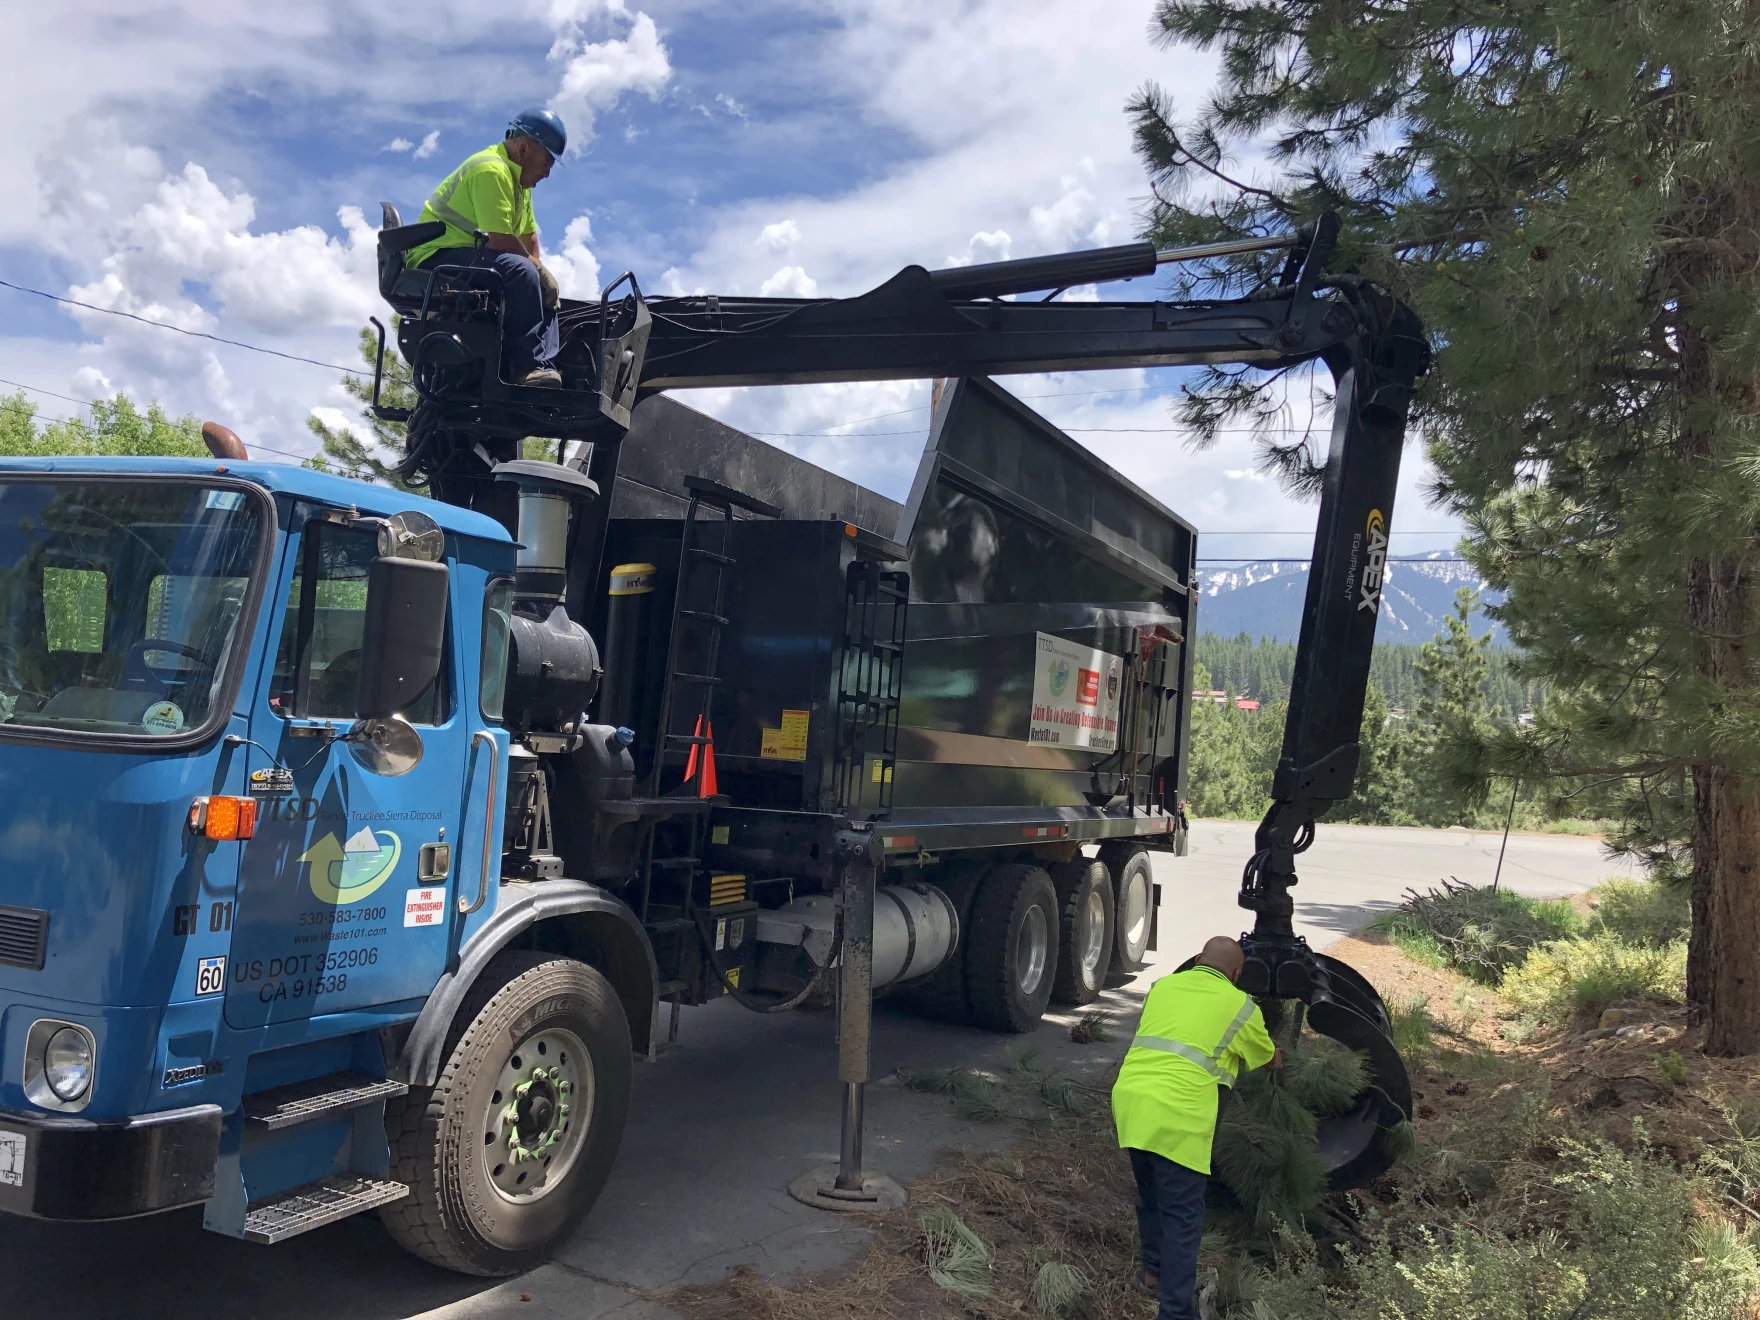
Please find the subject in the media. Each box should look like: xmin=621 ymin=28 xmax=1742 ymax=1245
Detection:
xmin=243 ymin=1175 xmax=408 ymax=1244
xmin=787 ymin=1164 xmax=907 ymax=1213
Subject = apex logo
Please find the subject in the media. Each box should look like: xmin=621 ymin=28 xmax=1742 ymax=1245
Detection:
xmin=1358 ymin=509 xmax=1389 ymax=612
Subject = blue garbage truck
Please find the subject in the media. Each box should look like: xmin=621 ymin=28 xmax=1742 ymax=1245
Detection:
xmin=0 ymin=213 xmax=1423 ymax=1274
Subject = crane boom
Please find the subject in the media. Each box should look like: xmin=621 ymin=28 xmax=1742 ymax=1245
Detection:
xmin=372 ymin=210 xmax=1429 ymax=1183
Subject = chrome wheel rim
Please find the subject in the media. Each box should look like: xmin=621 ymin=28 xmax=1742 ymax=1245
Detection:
xmin=1080 ymin=887 xmax=1109 ymax=980
xmin=482 ymin=1025 xmax=594 ymax=1204
xmin=1120 ymin=870 xmax=1150 ymax=959
xmin=1015 ymin=905 xmax=1050 ymax=996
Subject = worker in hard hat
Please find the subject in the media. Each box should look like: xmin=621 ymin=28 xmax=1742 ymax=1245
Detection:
xmin=1112 ymin=936 xmax=1281 ymax=1320
xmin=405 ymin=109 xmax=570 ymax=388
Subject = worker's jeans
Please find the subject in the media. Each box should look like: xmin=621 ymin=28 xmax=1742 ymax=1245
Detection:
xmin=417 ymin=249 xmax=559 ymax=378
xmin=1129 ymin=1148 xmax=1207 ymax=1320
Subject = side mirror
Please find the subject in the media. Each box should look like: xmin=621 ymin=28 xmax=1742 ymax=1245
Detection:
xmin=356 ymin=556 xmax=449 ymax=720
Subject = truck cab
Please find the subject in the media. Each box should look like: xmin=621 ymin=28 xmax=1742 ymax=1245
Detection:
xmin=0 ymin=458 xmax=648 ymax=1270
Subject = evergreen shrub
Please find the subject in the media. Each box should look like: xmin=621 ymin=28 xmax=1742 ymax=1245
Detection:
xmin=1500 ymin=934 xmax=1687 ymax=1018
xmin=1586 ymin=877 xmax=1691 ymax=948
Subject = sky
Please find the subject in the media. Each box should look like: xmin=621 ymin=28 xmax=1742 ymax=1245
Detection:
xmin=0 ymin=0 xmax=1465 ymax=563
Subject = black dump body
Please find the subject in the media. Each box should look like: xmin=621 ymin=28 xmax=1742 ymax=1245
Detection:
xmin=594 ymin=377 xmax=1195 ymax=857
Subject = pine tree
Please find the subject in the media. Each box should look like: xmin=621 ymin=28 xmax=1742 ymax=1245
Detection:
xmin=1136 ymin=1 xmax=1760 ymax=1052
xmin=306 ymin=324 xmax=419 ymax=489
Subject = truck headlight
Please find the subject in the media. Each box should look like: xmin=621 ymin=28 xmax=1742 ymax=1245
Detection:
xmin=44 ymin=1027 xmax=94 ymax=1101
xmin=24 ymin=1019 xmax=98 ymax=1111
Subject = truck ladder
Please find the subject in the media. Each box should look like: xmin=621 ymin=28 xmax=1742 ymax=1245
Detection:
xmin=632 ymin=476 xmax=780 ymax=956
xmin=830 ymin=561 xmax=909 ymax=819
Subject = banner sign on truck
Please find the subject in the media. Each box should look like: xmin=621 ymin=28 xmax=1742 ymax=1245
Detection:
xmin=1029 ymin=632 xmax=1123 ymax=751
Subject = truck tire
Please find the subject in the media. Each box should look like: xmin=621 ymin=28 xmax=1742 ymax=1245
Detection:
xmin=1049 ymin=857 xmax=1114 ymax=1005
xmin=899 ymin=860 xmax=987 ymax=1024
xmin=965 ymin=863 xmax=1059 ymax=1033
xmin=382 ymin=950 xmax=632 ymax=1277
xmin=1102 ymin=842 xmax=1155 ymax=971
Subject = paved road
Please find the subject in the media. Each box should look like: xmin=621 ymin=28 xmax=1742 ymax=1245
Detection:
xmin=5 ymin=822 xmax=1629 ymax=1318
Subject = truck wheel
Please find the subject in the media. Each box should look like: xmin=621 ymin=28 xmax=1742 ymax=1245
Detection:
xmin=1103 ymin=843 xmax=1155 ymax=971
xmin=1049 ymin=858 xmax=1114 ymax=1005
xmin=900 ymin=860 xmax=986 ymax=1024
xmin=965 ymin=863 xmax=1059 ymax=1033
xmin=382 ymin=951 xmax=632 ymax=1277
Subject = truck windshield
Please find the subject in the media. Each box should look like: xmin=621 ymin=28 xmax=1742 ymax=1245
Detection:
xmin=0 ymin=479 xmax=264 ymax=739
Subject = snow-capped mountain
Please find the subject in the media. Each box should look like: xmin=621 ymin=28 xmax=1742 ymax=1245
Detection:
xmin=1194 ymin=554 xmax=1507 ymax=645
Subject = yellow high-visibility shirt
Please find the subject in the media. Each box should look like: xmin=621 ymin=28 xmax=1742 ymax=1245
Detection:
xmin=405 ymin=142 xmax=539 ymax=270
xmin=1112 ymin=965 xmax=1276 ymax=1174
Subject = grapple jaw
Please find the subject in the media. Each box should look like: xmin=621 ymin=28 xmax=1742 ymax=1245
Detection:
xmin=1237 ymin=934 xmax=1414 ymax=1188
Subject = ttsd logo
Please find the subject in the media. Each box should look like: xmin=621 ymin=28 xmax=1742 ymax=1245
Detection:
xmin=1358 ymin=509 xmax=1389 ymax=612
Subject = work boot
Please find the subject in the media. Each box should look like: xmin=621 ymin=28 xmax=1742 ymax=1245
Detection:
xmin=517 ymin=366 xmax=563 ymax=388
xmin=1131 ymin=1269 xmax=1159 ymax=1297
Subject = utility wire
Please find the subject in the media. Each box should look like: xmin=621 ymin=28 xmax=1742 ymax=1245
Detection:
xmin=1197 ymin=556 xmax=1468 ymax=564
xmin=0 ymin=277 xmax=368 ymax=377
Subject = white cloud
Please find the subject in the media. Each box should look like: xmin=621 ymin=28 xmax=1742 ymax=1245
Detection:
xmin=382 ymin=137 xmax=415 ymax=153
xmin=546 ymin=2 xmax=672 ymax=142
xmin=412 ymin=129 xmax=442 ymax=160
xmin=546 ymin=215 xmax=602 ymax=299
xmin=757 ymin=219 xmax=801 ymax=255
xmin=61 ymin=163 xmax=378 ymax=338
xmin=948 ymin=230 xmax=1012 ymax=266
xmin=715 ymin=92 xmax=748 ymax=122
xmin=759 ymin=265 xmax=818 ymax=298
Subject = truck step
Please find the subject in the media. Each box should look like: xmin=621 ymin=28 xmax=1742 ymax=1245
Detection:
xmin=242 ymin=1072 xmax=408 ymax=1131
xmin=243 ymin=1175 xmax=408 ymax=1244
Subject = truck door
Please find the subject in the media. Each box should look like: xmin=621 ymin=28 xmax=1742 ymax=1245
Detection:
xmin=224 ymin=513 xmax=482 ymax=1029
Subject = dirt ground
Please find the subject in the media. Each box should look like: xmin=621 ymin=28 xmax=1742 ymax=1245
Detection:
xmin=659 ymin=935 xmax=1760 ymax=1320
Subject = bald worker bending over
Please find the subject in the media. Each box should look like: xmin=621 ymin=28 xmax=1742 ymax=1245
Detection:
xmin=1112 ymin=937 xmax=1282 ymax=1320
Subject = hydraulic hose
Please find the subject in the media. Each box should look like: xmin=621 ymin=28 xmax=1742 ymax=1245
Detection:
xmin=692 ymin=906 xmax=844 ymax=1014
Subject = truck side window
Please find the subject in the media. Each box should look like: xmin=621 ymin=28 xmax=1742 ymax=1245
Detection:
xmin=480 ymin=578 xmax=513 ymax=721
xmin=270 ymin=521 xmax=453 ymax=724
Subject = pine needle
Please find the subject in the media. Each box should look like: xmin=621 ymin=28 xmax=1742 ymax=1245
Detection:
xmin=919 ymin=1206 xmax=992 ymax=1299
xmin=1030 ymin=1258 xmax=1087 ymax=1317
xmin=1076 ymin=1011 xmax=1116 ymax=1043
xmin=949 ymin=1069 xmax=1011 ymax=1122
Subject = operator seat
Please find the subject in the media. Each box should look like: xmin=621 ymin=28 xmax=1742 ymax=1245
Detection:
xmin=376 ymin=202 xmax=447 ymax=313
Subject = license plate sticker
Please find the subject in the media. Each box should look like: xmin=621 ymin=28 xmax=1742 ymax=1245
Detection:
xmin=0 ymin=1129 xmax=25 ymax=1188
xmin=195 ymin=956 xmax=226 ymax=996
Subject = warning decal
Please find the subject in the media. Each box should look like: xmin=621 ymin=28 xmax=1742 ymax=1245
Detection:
xmin=1029 ymin=632 xmax=1122 ymax=751
xmin=0 ymin=1130 xmax=23 ymax=1187
xmin=403 ymin=888 xmax=447 ymax=928
xmin=760 ymin=708 xmax=810 ymax=761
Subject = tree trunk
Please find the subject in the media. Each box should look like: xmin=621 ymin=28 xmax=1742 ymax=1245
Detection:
xmin=1687 ymin=553 xmax=1760 ymax=1055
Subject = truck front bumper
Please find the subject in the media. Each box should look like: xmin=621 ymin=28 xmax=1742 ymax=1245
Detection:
xmin=0 ymin=1102 xmax=221 ymax=1220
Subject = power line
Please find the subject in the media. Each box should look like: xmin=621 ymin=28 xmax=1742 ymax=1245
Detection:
xmin=0 ymin=375 xmax=317 ymax=465
xmin=1197 ymin=556 xmax=1469 ymax=564
xmin=0 ymin=277 xmax=368 ymax=377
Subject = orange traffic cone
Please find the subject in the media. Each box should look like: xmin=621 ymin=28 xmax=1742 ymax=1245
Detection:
xmin=683 ymin=716 xmax=718 ymax=797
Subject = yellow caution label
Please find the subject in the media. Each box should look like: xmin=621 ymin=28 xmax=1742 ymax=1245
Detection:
xmin=871 ymin=759 xmax=894 ymax=784
xmin=761 ymin=708 xmax=811 ymax=761
xmin=711 ymin=825 xmax=730 ymax=845
xmin=726 ymin=967 xmax=740 ymax=988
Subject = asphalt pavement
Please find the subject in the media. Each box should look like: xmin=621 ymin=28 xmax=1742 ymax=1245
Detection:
xmin=4 ymin=821 xmax=1631 ymax=1318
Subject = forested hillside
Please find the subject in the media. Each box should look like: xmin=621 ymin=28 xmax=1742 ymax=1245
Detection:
xmin=1196 ymin=631 xmax=1545 ymax=719
xmin=1184 ymin=591 xmax=1607 ymax=829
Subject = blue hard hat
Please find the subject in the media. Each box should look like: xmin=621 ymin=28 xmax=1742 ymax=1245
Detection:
xmin=507 ymin=107 xmax=567 ymax=160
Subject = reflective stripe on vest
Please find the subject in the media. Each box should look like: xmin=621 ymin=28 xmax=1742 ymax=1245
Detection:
xmin=1129 ymin=997 xmax=1256 ymax=1086
xmin=426 ymin=151 xmax=523 ymax=238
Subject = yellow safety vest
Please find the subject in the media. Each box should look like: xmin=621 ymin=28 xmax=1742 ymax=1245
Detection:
xmin=1112 ymin=965 xmax=1276 ymax=1174
xmin=405 ymin=143 xmax=538 ymax=270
